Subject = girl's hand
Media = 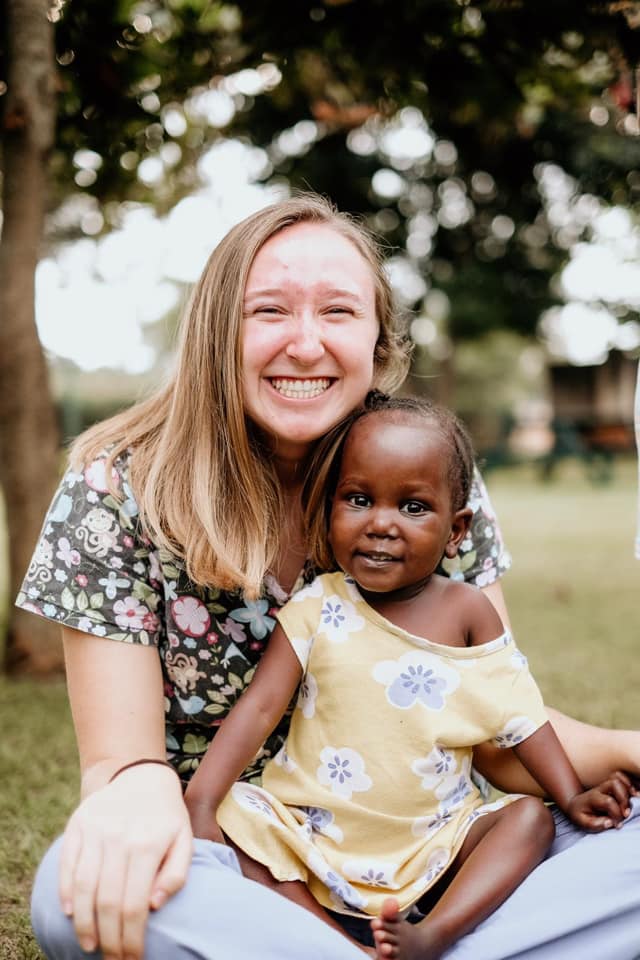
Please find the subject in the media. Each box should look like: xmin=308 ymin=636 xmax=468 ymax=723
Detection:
xmin=566 ymin=770 xmax=635 ymax=831
xmin=59 ymin=762 xmax=193 ymax=960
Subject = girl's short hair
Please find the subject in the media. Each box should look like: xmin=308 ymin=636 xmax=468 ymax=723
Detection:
xmin=71 ymin=194 xmax=411 ymax=598
xmin=304 ymin=391 xmax=476 ymax=571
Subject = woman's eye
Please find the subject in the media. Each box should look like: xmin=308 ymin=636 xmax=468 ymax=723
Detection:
xmin=325 ymin=306 xmax=352 ymax=316
xmin=347 ymin=493 xmax=370 ymax=508
xmin=402 ymin=501 xmax=428 ymax=516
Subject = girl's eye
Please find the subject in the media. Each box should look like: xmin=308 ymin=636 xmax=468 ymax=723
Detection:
xmin=325 ymin=306 xmax=353 ymax=316
xmin=402 ymin=501 xmax=428 ymax=516
xmin=347 ymin=493 xmax=370 ymax=508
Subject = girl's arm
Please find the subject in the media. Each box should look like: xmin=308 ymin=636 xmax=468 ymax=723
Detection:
xmin=60 ymin=627 xmax=193 ymax=960
xmin=513 ymin=723 xmax=634 ymax=829
xmin=184 ymin=623 xmax=303 ymax=838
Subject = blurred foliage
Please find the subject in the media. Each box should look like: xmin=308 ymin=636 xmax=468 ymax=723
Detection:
xmin=1 ymin=0 xmax=640 ymax=340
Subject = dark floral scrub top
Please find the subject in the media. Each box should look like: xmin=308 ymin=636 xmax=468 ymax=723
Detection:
xmin=16 ymin=453 xmax=511 ymax=787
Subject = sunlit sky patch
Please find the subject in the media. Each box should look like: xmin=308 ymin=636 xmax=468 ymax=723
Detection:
xmin=36 ymin=140 xmax=284 ymax=371
xmin=35 ymin=103 xmax=640 ymax=373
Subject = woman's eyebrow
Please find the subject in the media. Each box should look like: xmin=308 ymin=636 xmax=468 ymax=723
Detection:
xmin=244 ymin=286 xmax=365 ymax=303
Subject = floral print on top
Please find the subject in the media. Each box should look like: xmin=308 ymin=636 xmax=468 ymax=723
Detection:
xmin=16 ymin=453 xmax=511 ymax=785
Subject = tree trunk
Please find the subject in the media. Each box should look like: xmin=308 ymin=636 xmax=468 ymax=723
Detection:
xmin=0 ymin=0 xmax=63 ymax=673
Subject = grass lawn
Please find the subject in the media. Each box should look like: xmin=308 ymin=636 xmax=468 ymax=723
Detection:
xmin=1 ymin=456 xmax=639 ymax=956
xmin=488 ymin=457 xmax=639 ymax=729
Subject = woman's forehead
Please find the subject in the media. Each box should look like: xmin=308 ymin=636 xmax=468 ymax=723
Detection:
xmin=247 ymin=221 xmax=373 ymax=282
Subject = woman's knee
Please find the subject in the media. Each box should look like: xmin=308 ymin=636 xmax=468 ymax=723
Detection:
xmin=30 ymin=837 xmax=228 ymax=960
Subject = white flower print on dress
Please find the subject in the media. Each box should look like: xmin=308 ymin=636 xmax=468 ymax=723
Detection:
xmin=273 ymin=744 xmax=297 ymax=773
xmin=55 ymin=537 xmax=81 ymax=569
xmin=113 ymin=596 xmax=148 ymax=632
xmin=411 ymin=744 xmax=457 ymax=791
xmin=411 ymin=847 xmax=450 ymax=893
xmin=373 ymin=651 xmax=460 ymax=711
xmin=317 ymin=747 xmax=372 ymax=799
xmin=171 ymin=596 xmax=211 ymax=637
xmin=231 ymin=784 xmax=278 ymax=821
xmin=493 ymin=715 xmax=539 ymax=748
xmin=98 ymin=569 xmax=131 ymax=599
xmin=297 ymin=671 xmax=318 ymax=719
xmin=412 ymin=809 xmax=453 ymax=841
xmin=84 ymin=458 xmax=119 ymax=493
xmin=290 ymin=578 xmax=324 ymax=602
xmin=434 ymin=763 xmax=475 ymax=817
xmin=48 ymin=492 xmax=73 ymax=524
xmin=306 ymin=850 xmax=369 ymax=912
xmin=34 ymin=538 xmax=54 ymax=569
xmin=342 ymin=858 xmax=398 ymax=889
xmin=297 ymin=806 xmax=344 ymax=844
xmin=317 ymin=595 xmax=364 ymax=644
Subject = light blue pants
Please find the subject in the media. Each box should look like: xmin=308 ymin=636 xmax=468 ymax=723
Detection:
xmin=32 ymin=800 xmax=640 ymax=959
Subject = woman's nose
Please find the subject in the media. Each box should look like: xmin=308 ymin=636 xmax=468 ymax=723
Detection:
xmin=285 ymin=315 xmax=325 ymax=364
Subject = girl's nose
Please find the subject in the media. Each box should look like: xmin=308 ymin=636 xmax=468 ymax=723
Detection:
xmin=366 ymin=509 xmax=399 ymax=538
xmin=285 ymin=315 xmax=325 ymax=365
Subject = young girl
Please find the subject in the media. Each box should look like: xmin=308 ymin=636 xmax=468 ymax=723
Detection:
xmin=185 ymin=393 xmax=634 ymax=960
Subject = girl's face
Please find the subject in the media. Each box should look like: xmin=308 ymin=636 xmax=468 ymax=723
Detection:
xmin=241 ymin=222 xmax=379 ymax=462
xmin=329 ymin=414 xmax=471 ymax=601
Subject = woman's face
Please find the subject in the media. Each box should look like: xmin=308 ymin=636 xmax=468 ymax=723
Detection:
xmin=241 ymin=222 xmax=379 ymax=462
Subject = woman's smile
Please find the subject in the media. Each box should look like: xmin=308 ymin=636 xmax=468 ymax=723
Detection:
xmin=268 ymin=377 xmax=334 ymax=400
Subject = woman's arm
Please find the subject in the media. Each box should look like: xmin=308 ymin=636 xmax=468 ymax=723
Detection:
xmin=184 ymin=624 xmax=303 ymax=837
xmin=59 ymin=627 xmax=192 ymax=960
xmin=479 ymin=579 xmax=512 ymax=634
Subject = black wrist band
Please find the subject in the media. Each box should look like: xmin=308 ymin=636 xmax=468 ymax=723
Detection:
xmin=108 ymin=758 xmax=178 ymax=783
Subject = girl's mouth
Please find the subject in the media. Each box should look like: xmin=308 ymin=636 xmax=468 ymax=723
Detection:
xmin=269 ymin=377 xmax=332 ymax=399
xmin=358 ymin=551 xmax=398 ymax=563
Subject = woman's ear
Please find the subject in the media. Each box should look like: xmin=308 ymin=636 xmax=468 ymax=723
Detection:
xmin=443 ymin=507 xmax=473 ymax=559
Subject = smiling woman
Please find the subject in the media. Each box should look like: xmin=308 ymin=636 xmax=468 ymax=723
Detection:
xmin=15 ymin=193 xmax=640 ymax=960
xmin=240 ymin=221 xmax=379 ymax=462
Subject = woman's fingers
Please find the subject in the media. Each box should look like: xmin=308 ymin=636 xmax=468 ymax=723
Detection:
xmin=95 ymin=837 xmax=135 ymax=960
xmin=119 ymin=843 xmax=167 ymax=960
xmin=58 ymin=819 xmax=83 ymax=916
xmin=150 ymin=822 xmax=193 ymax=910
xmin=69 ymin=831 xmax=104 ymax=953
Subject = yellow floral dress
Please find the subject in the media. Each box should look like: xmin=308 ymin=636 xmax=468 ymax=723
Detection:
xmin=218 ymin=572 xmax=548 ymax=917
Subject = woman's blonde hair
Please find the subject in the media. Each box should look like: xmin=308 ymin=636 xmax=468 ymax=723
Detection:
xmin=71 ymin=192 xmax=411 ymax=597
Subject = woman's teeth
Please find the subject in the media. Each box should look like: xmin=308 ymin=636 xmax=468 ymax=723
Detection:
xmin=270 ymin=378 xmax=331 ymax=398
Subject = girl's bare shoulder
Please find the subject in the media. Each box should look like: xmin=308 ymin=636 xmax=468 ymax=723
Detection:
xmin=434 ymin=576 xmax=506 ymax=644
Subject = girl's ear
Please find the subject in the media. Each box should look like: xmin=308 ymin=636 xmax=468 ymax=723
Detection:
xmin=443 ymin=507 xmax=473 ymax=559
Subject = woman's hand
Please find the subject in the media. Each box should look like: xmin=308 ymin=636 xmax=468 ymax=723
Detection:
xmin=566 ymin=770 xmax=636 ymax=832
xmin=59 ymin=761 xmax=192 ymax=960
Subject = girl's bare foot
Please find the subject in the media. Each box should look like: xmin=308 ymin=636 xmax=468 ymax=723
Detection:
xmin=370 ymin=898 xmax=443 ymax=960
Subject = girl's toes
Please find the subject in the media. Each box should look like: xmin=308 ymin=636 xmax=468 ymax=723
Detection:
xmin=379 ymin=897 xmax=401 ymax=924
